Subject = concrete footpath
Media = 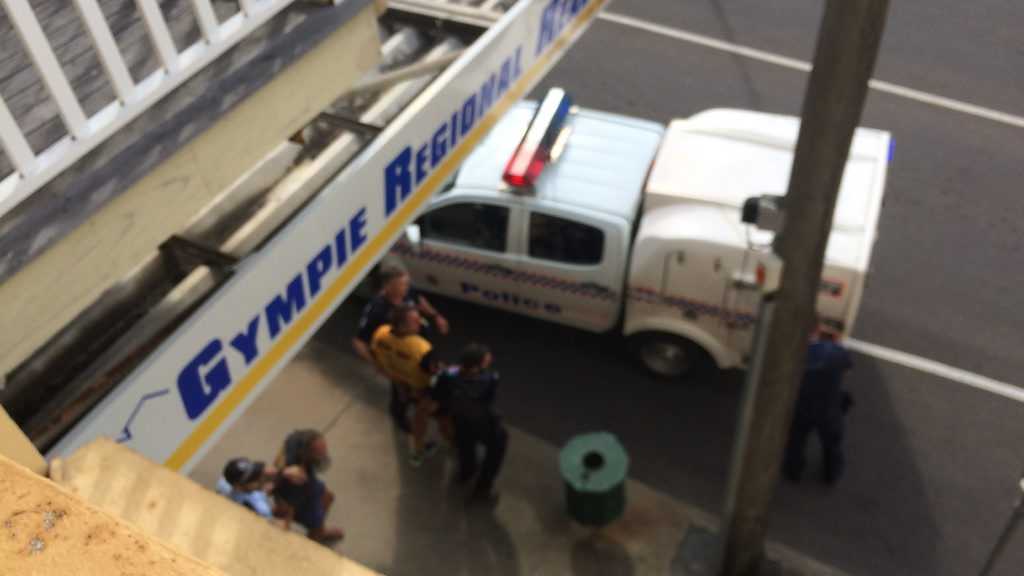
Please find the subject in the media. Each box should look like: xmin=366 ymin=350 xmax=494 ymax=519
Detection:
xmin=191 ymin=337 xmax=845 ymax=576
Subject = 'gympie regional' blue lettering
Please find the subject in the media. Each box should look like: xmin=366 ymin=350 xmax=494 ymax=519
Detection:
xmin=177 ymin=0 xmax=596 ymax=422
xmin=383 ymin=46 xmax=523 ymax=217
xmin=536 ymin=0 xmax=591 ymax=57
xmin=177 ymin=207 xmax=368 ymax=420
xmin=382 ymin=0 xmax=592 ymax=217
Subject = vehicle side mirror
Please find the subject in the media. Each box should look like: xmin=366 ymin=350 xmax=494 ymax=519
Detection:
xmin=741 ymin=195 xmax=785 ymax=232
xmin=405 ymin=223 xmax=422 ymax=252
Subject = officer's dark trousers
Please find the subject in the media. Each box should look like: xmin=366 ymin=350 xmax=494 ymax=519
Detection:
xmin=455 ymin=416 xmax=508 ymax=492
xmin=783 ymin=415 xmax=844 ymax=483
xmin=389 ymin=381 xmax=410 ymax=433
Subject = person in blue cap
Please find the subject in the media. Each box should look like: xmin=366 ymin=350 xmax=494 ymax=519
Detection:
xmin=216 ymin=457 xmax=276 ymax=518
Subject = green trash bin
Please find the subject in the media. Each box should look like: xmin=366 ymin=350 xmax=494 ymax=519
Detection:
xmin=559 ymin=432 xmax=629 ymax=526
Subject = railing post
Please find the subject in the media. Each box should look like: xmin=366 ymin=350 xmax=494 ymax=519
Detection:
xmin=0 ymin=0 xmax=300 ymax=217
xmin=5 ymin=0 xmax=90 ymax=139
xmin=135 ymin=0 xmax=180 ymax=72
xmin=72 ymin=0 xmax=137 ymax=103
xmin=0 ymin=96 xmax=35 ymax=176
xmin=190 ymin=0 xmax=223 ymax=43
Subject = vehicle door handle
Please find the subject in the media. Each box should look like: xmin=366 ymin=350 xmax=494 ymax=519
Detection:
xmin=483 ymin=264 xmax=514 ymax=276
xmin=578 ymin=281 xmax=612 ymax=294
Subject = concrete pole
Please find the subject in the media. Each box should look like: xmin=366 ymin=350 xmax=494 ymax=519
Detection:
xmin=719 ymin=1 xmax=889 ymax=575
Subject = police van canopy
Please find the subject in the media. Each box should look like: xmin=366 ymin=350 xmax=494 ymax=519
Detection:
xmin=643 ymin=108 xmax=892 ymax=273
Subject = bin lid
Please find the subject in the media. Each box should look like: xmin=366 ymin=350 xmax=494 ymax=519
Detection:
xmin=559 ymin=432 xmax=629 ymax=493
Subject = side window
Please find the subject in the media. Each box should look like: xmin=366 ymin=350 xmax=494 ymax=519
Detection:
xmin=420 ymin=202 xmax=509 ymax=252
xmin=528 ymin=212 xmax=604 ymax=265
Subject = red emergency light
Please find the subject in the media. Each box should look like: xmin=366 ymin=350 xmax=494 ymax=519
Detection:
xmin=503 ymin=88 xmax=573 ymax=188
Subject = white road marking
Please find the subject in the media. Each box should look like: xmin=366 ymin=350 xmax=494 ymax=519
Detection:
xmin=846 ymin=339 xmax=1024 ymax=404
xmin=596 ymin=11 xmax=1024 ymax=399
xmin=599 ymin=11 xmax=1024 ymax=130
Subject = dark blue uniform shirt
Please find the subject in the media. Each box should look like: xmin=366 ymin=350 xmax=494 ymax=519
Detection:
xmin=355 ymin=289 xmax=422 ymax=344
xmin=795 ymin=339 xmax=853 ymax=423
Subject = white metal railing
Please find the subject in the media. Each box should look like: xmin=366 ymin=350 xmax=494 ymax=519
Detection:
xmin=0 ymin=0 xmax=299 ymax=219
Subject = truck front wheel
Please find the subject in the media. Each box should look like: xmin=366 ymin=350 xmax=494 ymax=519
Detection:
xmin=630 ymin=333 xmax=712 ymax=381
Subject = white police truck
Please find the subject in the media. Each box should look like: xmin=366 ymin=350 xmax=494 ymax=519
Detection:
xmin=389 ymin=88 xmax=892 ymax=378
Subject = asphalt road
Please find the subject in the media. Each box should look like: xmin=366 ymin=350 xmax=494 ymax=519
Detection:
xmin=324 ymin=288 xmax=1024 ymax=576
xmin=330 ymin=2 xmax=1024 ymax=575
xmin=530 ymin=2 xmax=1024 ymax=574
xmin=532 ymin=1 xmax=1024 ymax=386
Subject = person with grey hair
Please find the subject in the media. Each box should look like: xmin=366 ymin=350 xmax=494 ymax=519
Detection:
xmin=352 ymin=265 xmax=448 ymax=432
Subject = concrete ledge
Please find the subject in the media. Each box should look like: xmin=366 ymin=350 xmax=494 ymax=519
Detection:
xmin=0 ymin=452 xmax=223 ymax=575
xmin=58 ymin=439 xmax=380 ymax=576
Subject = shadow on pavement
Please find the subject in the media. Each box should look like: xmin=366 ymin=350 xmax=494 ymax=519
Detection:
xmin=571 ymin=534 xmax=635 ymax=576
xmin=317 ymin=294 xmax=947 ymax=575
xmin=302 ymin=331 xmax=523 ymax=576
xmin=386 ymin=432 xmax=522 ymax=576
xmin=771 ymin=359 xmax=940 ymax=576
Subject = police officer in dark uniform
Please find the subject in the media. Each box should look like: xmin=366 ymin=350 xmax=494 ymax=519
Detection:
xmin=783 ymin=319 xmax=854 ymax=485
xmin=352 ymin=265 xmax=449 ymax=431
xmin=438 ymin=342 xmax=507 ymax=505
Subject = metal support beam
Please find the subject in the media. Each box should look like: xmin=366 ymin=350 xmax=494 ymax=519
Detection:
xmin=389 ymin=0 xmax=498 ymax=30
xmin=316 ymin=113 xmax=384 ymax=136
xmin=348 ymin=51 xmax=462 ymax=96
xmin=160 ymin=235 xmax=239 ymax=272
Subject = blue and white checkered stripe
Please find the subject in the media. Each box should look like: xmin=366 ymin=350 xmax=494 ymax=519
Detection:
xmin=628 ymin=286 xmax=758 ymax=330
xmin=393 ymin=245 xmax=619 ymax=302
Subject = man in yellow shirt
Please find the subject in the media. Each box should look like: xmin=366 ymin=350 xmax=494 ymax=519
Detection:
xmin=371 ymin=304 xmax=440 ymax=466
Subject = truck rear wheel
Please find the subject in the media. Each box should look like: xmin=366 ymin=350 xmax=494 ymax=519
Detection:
xmin=631 ymin=333 xmax=711 ymax=381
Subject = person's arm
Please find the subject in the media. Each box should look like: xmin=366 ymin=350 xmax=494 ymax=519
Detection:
xmin=280 ymin=465 xmax=308 ymax=485
xmin=215 ymin=476 xmax=233 ymax=497
xmin=353 ymin=300 xmax=383 ymax=361
xmin=259 ymin=465 xmax=278 ymax=494
xmin=367 ymin=329 xmax=398 ymax=380
xmin=352 ymin=337 xmax=374 ymax=363
xmin=252 ymin=493 xmax=276 ymax=520
xmin=833 ymin=345 xmax=854 ymax=373
xmin=482 ymin=371 xmax=499 ymax=407
xmin=419 ymin=350 xmax=441 ymax=376
xmin=272 ymin=501 xmax=294 ymax=530
xmin=416 ymin=294 xmax=449 ymax=335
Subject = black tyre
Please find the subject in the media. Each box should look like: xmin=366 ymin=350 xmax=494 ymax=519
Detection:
xmin=630 ymin=332 xmax=713 ymax=381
